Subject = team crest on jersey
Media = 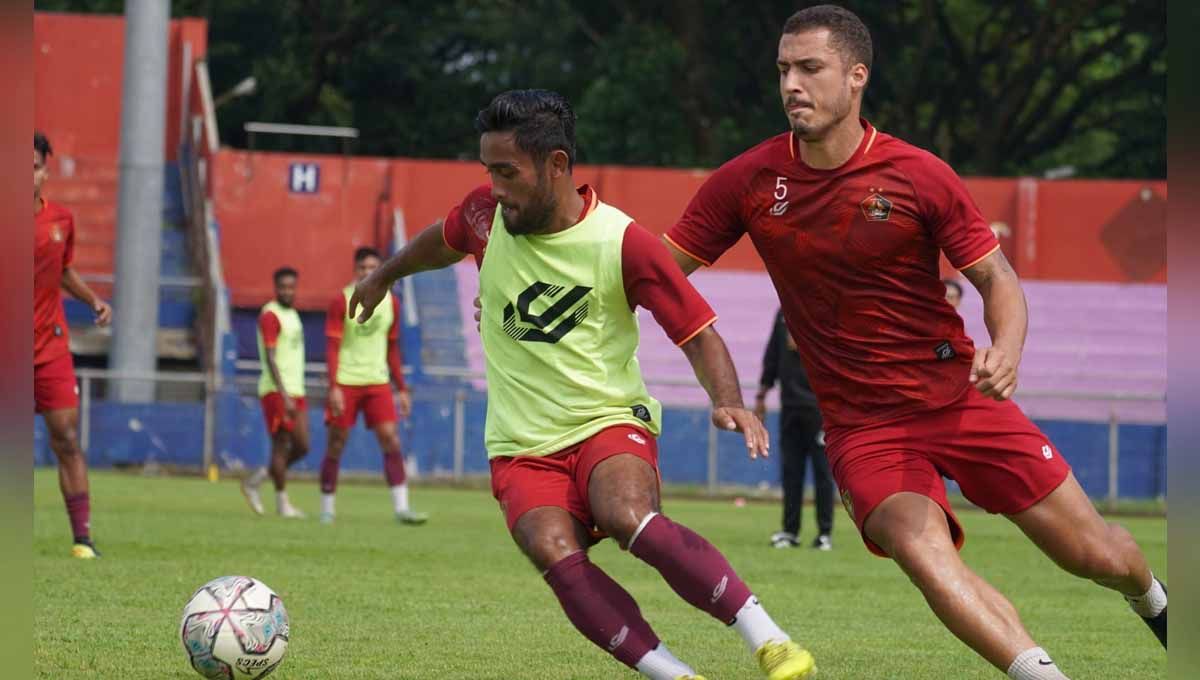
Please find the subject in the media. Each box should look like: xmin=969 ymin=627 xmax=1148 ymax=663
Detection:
xmin=860 ymin=190 xmax=893 ymax=222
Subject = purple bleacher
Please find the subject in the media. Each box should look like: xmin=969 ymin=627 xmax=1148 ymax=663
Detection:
xmin=453 ymin=261 xmax=1165 ymax=424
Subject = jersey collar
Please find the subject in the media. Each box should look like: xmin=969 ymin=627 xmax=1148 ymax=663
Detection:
xmin=788 ymin=118 xmax=878 ymax=173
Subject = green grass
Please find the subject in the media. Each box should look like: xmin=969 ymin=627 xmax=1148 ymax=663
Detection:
xmin=35 ymin=470 xmax=1166 ymax=679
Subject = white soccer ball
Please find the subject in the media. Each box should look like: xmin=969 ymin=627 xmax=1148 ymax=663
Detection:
xmin=180 ymin=575 xmax=290 ymax=679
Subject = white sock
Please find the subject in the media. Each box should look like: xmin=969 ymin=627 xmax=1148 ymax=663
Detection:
xmin=635 ymin=643 xmax=695 ymax=680
xmin=729 ymin=595 xmax=790 ymax=653
xmin=1006 ymin=647 xmax=1070 ymax=680
xmin=391 ymin=484 xmax=409 ymax=513
xmin=247 ymin=467 xmax=268 ymax=487
xmin=321 ymin=493 xmax=335 ymax=516
xmin=1125 ymin=573 xmax=1167 ymax=618
xmin=276 ymin=491 xmax=290 ymax=511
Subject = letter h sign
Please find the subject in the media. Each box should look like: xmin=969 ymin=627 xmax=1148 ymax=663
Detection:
xmin=288 ymin=163 xmax=320 ymax=194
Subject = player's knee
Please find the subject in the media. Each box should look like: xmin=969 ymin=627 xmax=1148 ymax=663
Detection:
xmin=49 ymin=426 xmax=80 ymax=456
xmin=524 ymin=532 xmax=583 ymax=572
xmin=886 ymin=532 xmax=954 ymax=587
xmin=594 ymin=510 xmax=642 ymax=548
xmin=291 ymin=440 xmax=310 ymax=459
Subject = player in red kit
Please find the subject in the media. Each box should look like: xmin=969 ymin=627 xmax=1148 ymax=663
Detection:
xmin=663 ymin=6 xmax=1165 ymax=680
xmin=34 ymin=131 xmax=113 ymax=559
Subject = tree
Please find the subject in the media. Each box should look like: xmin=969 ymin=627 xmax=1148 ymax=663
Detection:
xmin=35 ymin=0 xmax=1165 ymax=177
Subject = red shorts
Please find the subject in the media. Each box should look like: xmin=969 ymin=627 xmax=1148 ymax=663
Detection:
xmin=826 ymin=387 xmax=1071 ymax=558
xmin=34 ymin=352 xmax=79 ymax=413
xmin=324 ymin=384 xmax=395 ymax=429
xmin=490 ymin=424 xmax=659 ymax=533
xmin=261 ymin=392 xmax=307 ymax=435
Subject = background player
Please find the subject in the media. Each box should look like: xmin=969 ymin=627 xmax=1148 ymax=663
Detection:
xmin=318 ymin=247 xmax=427 ymax=525
xmin=34 ymin=131 xmax=112 ymax=559
xmin=349 ymin=89 xmax=814 ymax=680
xmin=754 ymin=308 xmax=833 ymax=551
xmin=242 ymin=266 xmax=310 ymax=518
xmin=662 ymin=6 xmax=1166 ymax=679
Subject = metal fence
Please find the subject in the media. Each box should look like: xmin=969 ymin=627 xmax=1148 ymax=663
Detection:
xmin=36 ymin=367 xmax=1166 ymax=504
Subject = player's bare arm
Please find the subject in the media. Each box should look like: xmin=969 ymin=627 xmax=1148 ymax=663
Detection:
xmin=349 ymin=220 xmax=464 ymax=323
xmin=60 ymin=267 xmax=112 ymax=326
xmin=961 ymin=248 xmax=1028 ymax=401
xmin=662 ymin=237 xmax=704 ymax=275
xmin=680 ymin=326 xmax=770 ymax=459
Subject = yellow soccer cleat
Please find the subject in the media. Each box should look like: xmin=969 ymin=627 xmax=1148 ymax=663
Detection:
xmin=755 ymin=640 xmax=816 ymax=680
xmin=71 ymin=543 xmax=98 ymax=559
xmin=675 ymin=676 xmax=707 ymax=680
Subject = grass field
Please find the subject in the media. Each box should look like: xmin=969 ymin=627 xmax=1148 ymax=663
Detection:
xmin=35 ymin=470 xmax=1166 ymax=679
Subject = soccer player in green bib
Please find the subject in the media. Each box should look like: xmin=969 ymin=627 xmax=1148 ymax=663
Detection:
xmin=318 ymin=247 xmax=428 ymax=525
xmin=242 ymin=267 xmax=310 ymax=518
xmin=349 ymin=90 xmax=815 ymax=680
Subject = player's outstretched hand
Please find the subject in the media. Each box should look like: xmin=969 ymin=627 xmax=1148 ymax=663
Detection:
xmin=328 ymin=386 xmax=345 ymax=418
xmin=348 ymin=272 xmax=390 ymax=324
xmin=970 ymin=346 xmax=1018 ymax=401
xmin=712 ymin=406 xmax=770 ymax=460
xmin=93 ymin=300 xmax=112 ymax=327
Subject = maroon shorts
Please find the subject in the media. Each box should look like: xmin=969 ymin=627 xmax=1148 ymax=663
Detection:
xmin=490 ymin=424 xmax=659 ymax=533
xmin=261 ymin=392 xmax=307 ymax=435
xmin=826 ymin=387 xmax=1071 ymax=557
xmin=324 ymin=384 xmax=395 ymax=429
xmin=34 ymin=352 xmax=79 ymax=413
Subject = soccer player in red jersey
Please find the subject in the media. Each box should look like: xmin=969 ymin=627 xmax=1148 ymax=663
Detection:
xmin=241 ymin=267 xmax=311 ymax=518
xmin=318 ymin=247 xmax=427 ymax=525
xmin=663 ymin=6 xmax=1165 ymax=679
xmin=349 ymin=90 xmax=814 ymax=680
xmin=34 ymin=131 xmax=112 ymax=559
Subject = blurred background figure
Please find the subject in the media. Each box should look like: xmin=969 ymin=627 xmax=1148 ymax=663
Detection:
xmin=943 ymin=278 xmax=963 ymax=309
xmin=754 ymin=309 xmax=833 ymax=551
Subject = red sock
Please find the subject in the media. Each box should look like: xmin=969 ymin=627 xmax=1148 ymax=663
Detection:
xmin=544 ymin=551 xmax=660 ymax=669
xmin=64 ymin=492 xmax=91 ymax=542
xmin=383 ymin=449 xmax=407 ymax=486
xmin=319 ymin=456 xmax=340 ymax=494
xmin=629 ymin=514 xmax=752 ymax=623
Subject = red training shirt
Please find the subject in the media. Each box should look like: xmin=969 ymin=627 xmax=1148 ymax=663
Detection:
xmin=667 ymin=120 xmax=999 ymax=429
xmin=34 ymin=199 xmax=75 ymax=366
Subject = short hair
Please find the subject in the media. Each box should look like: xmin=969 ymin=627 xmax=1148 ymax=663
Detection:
xmin=273 ymin=266 xmax=298 ymax=283
xmin=474 ymin=89 xmax=577 ymax=169
xmin=782 ymin=4 xmax=873 ymax=71
xmin=34 ymin=131 xmax=53 ymax=158
xmin=942 ymin=279 xmax=963 ymax=297
xmin=354 ymin=246 xmax=382 ymax=264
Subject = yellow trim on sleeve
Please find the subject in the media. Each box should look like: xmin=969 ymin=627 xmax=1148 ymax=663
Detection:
xmin=663 ymin=234 xmax=713 ymax=267
xmin=957 ymin=243 xmax=1001 ymax=271
xmin=675 ymin=315 xmax=718 ymax=347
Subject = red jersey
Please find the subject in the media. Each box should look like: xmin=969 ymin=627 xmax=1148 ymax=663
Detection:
xmin=667 ymin=121 xmax=999 ymax=428
xmin=444 ymin=184 xmax=717 ymax=346
xmin=34 ymin=199 xmax=75 ymax=366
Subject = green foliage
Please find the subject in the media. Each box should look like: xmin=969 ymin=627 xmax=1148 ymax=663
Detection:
xmin=35 ymin=0 xmax=1164 ymax=177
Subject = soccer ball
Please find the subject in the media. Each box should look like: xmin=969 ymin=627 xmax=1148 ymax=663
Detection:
xmin=180 ymin=575 xmax=290 ymax=679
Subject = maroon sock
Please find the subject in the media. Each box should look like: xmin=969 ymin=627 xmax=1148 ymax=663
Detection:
xmin=543 ymin=551 xmax=660 ymax=669
xmin=64 ymin=492 xmax=91 ymax=543
xmin=319 ymin=456 xmax=340 ymax=494
xmin=382 ymin=449 xmax=407 ymax=487
xmin=629 ymin=514 xmax=752 ymax=623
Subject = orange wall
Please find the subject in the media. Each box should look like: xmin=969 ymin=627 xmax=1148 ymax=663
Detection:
xmin=34 ymin=12 xmax=208 ymax=162
xmin=214 ymin=149 xmax=1166 ymax=310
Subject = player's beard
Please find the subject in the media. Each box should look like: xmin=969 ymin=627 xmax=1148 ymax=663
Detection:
xmin=501 ymin=171 xmax=557 ymax=236
xmin=790 ymin=86 xmax=853 ymax=142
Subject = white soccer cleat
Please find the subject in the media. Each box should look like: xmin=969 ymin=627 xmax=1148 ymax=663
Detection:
xmin=279 ymin=505 xmax=307 ymax=520
xmin=241 ymin=478 xmax=264 ymax=515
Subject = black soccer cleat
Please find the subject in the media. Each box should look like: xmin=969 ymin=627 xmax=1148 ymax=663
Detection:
xmin=1139 ymin=579 xmax=1166 ymax=649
